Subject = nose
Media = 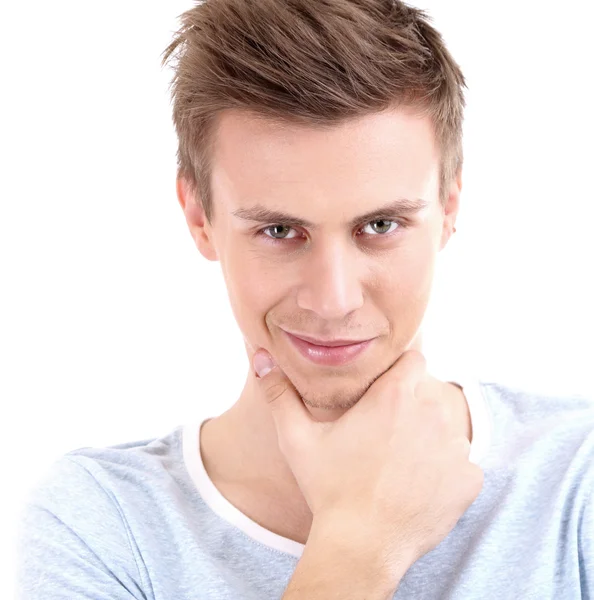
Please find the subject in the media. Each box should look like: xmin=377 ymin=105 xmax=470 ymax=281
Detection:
xmin=296 ymin=237 xmax=364 ymax=320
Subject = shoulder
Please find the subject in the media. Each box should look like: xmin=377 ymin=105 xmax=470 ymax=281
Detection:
xmin=16 ymin=427 xmax=184 ymax=597
xmin=19 ymin=425 xmax=185 ymax=552
xmin=16 ymin=455 xmax=147 ymax=597
xmin=479 ymin=379 xmax=594 ymax=422
xmin=20 ymin=423 xmax=182 ymax=542
xmin=479 ymin=379 xmax=594 ymax=438
xmin=61 ymin=425 xmax=184 ymax=494
xmin=478 ymin=380 xmax=594 ymax=475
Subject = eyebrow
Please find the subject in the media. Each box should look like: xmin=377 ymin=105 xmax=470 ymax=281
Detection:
xmin=232 ymin=197 xmax=430 ymax=230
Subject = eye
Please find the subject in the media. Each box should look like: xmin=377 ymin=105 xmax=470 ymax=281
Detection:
xmin=257 ymin=218 xmax=406 ymax=244
xmin=261 ymin=224 xmax=299 ymax=240
xmin=359 ymin=219 xmax=400 ymax=236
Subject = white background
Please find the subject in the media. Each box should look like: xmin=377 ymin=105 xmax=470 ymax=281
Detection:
xmin=1 ymin=1 xmax=593 ymax=596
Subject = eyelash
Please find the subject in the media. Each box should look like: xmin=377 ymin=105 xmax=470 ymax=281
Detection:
xmin=256 ymin=218 xmax=408 ymax=244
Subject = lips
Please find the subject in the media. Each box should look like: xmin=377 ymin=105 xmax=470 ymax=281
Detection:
xmin=285 ymin=332 xmax=371 ymax=347
xmin=283 ymin=330 xmax=374 ymax=366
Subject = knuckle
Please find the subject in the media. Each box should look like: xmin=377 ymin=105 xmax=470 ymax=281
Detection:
xmin=460 ymin=436 xmax=472 ymax=454
xmin=380 ymin=381 xmax=410 ymax=419
xmin=451 ymin=436 xmax=471 ymax=458
xmin=424 ymin=398 xmax=450 ymax=429
xmin=406 ymin=349 xmax=427 ymax=369
xmin=406 ymin=348 xmax=427 ymax=367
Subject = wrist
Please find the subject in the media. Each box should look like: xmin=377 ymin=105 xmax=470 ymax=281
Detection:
xmin=307 ymin=516 xmax=412 ymax=592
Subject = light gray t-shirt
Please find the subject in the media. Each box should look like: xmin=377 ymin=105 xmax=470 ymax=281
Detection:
xmin=15 ymin=376 xmax=594 ymax=599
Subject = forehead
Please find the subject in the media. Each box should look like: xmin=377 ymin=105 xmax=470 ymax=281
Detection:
xmin=210 ymin=108 xmax=440 ymax=211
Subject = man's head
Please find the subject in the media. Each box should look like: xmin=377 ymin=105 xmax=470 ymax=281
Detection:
xmin=164 ymin=0 xmax=465 ymax=412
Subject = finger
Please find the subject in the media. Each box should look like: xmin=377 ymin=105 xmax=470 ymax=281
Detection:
xmin=453 ymin=435 xmax=472 ymax=458
xmin=357 ymin=349 xmax=429 ymax=413
xmin=252 ymin=349 xmax=314 ymax=451
xmin=391 ymin=349 xmax=429 ymax=390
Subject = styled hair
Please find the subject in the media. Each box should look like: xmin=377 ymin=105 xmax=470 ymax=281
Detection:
xmin=162 ymin=0 xmax=467 ymax=224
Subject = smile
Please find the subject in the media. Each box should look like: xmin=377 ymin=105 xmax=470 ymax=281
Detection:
xmin=282 ymin=330 xmax=374 ymax=366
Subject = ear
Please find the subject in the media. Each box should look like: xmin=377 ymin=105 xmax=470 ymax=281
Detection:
xmin=439 ymin=168 xmax=462 ymax=251
xmin=176 ymin=177 xmax=218 ymax=262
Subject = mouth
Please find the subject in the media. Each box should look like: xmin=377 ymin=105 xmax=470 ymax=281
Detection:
xmin=282 ymin=329 xmax=375 ymax=367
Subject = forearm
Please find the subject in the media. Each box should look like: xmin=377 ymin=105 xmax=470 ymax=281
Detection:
xmin=282 ymin=522 xmax=408 ymax=600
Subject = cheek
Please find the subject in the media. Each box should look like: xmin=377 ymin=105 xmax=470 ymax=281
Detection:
xmin=368 ymin=238 xmax=437 ymax=304
xmin=222 ymin=254 xmax=287 ymax=340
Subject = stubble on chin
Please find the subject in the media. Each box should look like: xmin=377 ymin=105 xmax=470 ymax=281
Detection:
xmin=290 ymin=373 xmax=377 ymax=411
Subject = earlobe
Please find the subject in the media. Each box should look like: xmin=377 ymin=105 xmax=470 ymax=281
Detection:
xmin=176 ymin=177 xmax=219 ymax=262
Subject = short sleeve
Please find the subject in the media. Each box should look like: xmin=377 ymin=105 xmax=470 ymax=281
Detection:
xmin=15 ymin=456 xmax=149 ymax=600
xmin=580 ymin=486 xmax=594 ymax=598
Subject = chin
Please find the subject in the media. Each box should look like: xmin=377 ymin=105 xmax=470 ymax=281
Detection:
xmin=289 ymin=370 xmax=374 ymax=411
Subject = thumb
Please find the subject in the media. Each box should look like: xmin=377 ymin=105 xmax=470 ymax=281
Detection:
xmin=252 ymin=349 xmax=315 ymax=450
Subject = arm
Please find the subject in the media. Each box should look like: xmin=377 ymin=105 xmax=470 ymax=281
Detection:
xmin=15 ymin=457 xmax=147 ymax=600
xmin=281 ymin=520 xmax=410 ymax=600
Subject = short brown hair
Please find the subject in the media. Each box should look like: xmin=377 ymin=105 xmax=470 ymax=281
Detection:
xmin=162 ymin=0 xmax=467 ymax=224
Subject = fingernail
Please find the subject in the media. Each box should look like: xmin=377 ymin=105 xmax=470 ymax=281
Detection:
xmin=253 ymin=350 xmax=275 ymax=378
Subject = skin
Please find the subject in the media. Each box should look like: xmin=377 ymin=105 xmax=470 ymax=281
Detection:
xmin=176 ymin=106 xmax=472 ymax=545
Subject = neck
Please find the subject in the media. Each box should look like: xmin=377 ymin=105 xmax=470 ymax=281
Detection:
xmin=198 ymin=362 xmax=472 ymax=545
xmin=200 ymin=369 xmax=303 ymax=496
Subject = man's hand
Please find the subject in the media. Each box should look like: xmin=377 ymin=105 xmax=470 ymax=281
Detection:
xmin=252 ymin=347 xmax=484 ymax=583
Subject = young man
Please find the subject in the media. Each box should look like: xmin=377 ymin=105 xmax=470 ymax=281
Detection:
xmin=16 ymin=1 xmax=594 ymax=598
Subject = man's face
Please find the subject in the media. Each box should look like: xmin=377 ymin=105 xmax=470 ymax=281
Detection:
xmin=185 ymin=107 xmax=459 ymax=411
